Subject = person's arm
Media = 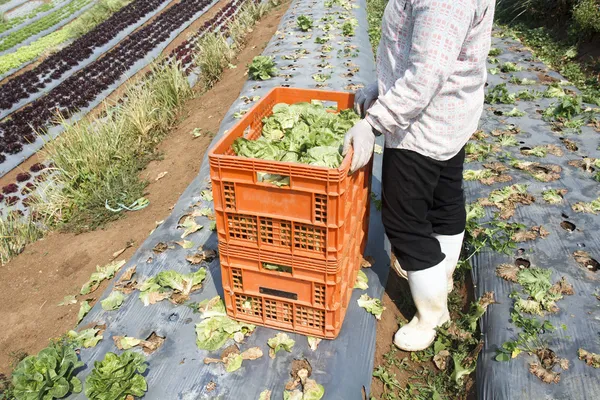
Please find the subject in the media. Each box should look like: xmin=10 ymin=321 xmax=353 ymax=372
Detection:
xmin=366 ymin=0 xmax=475 ymax=134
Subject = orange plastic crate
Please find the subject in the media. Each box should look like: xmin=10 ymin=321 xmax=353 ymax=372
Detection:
xmin=208 ymin=87 xmax=371 ymax=262
xmin=219 ymin=197 xmax=368 ymax=338
xmin=208 ymin=87 xmax=372 ymax=338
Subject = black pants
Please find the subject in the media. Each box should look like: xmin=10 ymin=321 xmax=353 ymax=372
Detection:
xmin=382 ymin=147 xmax=466 ymax=272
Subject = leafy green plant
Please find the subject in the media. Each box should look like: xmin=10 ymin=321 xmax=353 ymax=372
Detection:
xmin=543 ymin=84 xmax=566 ymax=98
xmin=232 ymin=102 xmax=359 ymax=168
xmin=296 ymin=15 xmax=313 ymax=31
xmin=496 ymin=312 xmax=557 ymax=361
xmin=0 ymin=0 xmax=92 ymax=52
xmin=516 ymin=89 xmax=540 ymax=101
xmin=543 ymin=95 xmax=583 ymax=120
xmin=248 ymin=56 xmax=277 ymax=80
xmin=485 ymin=83 xmax=516 ymax=104
xmin=488 ymin=48 xmax=502 ymax=57
xmin=11 ymin=343 xmax=83 ymax=400
xmin=573 ymin=0 xmax=600 ymax=37
xmin=500 ymin=62 xmax=521 ymax=72
xmin=510 ymin=76 xmax=537 ymax=85
xmin=341 ymin=20 xmax=356 ymax=36
xmin=504 ymin=107 xmax=526 ymax=117
xmin=84 ymin=352 xmax=147 ymax=400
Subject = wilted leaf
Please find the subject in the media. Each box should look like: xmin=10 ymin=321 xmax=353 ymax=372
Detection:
xmin=240 ymin=347 xmax=263 ymax=360
xmin=549 ymin=277 xmax=574 ymax=295
xmin=258 ymin=389 xmax=272 ymax=400
xmin=175 ymin=240 xmax=195 ymax=249
xmin=155 ymin=172 xmax=168 ymax=181
xmin=354 ymin=270 xmax=368 ymax=290
xmin=224 ymin=353 xmax=243 ymax=372
xmin=496 ymin=264 xmax=520 ymax=282
xmin=268 ymin=333 xmax=295 ymax=358
xmin=101 ymin=291 xmax=126 ymax=311
xmin=152 ymin=242 xmax=169 ymax=254
xmin=360 ymin=256 xmax=374 ymax=268
xmin=80 ymin=260 xmax=126 ymax=295
xmin=113 ymin=336 xmax=142 ymax=350
xmin=357 ymin=294 xmax=385 ymax=320
xmin=307 ymin=337 xmax=321 ymax=351
xmin=58 ymin=295 xmax=77 ymax=307
xmin=179 ymin=216 xmax=203 ymax=239
xmin=68 ymin=328 xmax=103 ymax=348
xmin=529 ymin=362 xmax=561 ymax=384
xmin=77 ymin=300 xmax=92 ymax=323
xmin=578 ymin=348 xmax=600 ymax=368
xmin=200 ymin=190 xmax=213 ymax=202
xmin=433 ymin=350 xmax=451 ymax=370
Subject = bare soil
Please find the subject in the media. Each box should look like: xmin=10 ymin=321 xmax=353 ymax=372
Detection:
xmin=0 ymin=0 xmax=291 ymax=374
xmin=370 ymin=268 xmax=475 ymax=399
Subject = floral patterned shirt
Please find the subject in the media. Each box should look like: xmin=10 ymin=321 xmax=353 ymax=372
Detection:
xmin=366 ymin=0 xmax=495 ymax=161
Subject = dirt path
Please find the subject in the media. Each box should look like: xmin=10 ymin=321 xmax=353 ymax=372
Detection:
xmin=370 ymin=268 xmax=475 ymax=399
xmin=0 ymin=0 xmax=290 ymax=374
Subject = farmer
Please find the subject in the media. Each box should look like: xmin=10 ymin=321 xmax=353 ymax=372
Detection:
xmin=343 ymin=0 xmax=495 ymax=351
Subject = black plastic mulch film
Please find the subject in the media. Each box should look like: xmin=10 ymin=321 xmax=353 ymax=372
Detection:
xmin=72 ymin=1 xmax=388 ymax=399
xmin=474 ymin=31 xmax=600 ymax=400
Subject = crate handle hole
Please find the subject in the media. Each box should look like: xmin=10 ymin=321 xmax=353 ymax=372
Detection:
xmin=259 ymin=287 xmax=298 ymax=300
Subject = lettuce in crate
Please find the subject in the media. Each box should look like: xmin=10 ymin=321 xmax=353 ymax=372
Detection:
xmin=231 ymin=101 xmax=360 ymax=169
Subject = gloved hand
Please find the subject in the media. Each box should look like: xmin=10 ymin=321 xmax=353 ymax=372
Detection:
xmin=343 ymin=119 xmax=375 ymax=173
xmin=354 ymin=82 xmax=379 ymax=118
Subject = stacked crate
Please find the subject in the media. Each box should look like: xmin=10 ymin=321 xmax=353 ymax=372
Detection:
xmin=208 ymin=88 xmax=371 ymax=338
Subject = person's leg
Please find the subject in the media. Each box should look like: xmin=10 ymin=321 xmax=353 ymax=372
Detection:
xmin=381 ymin=148 xmax=445 ymax=272
xmin=381 ymin=148 xmax=450 ymax=351
xmin=427 ymin=147 xmax=467 ymax=292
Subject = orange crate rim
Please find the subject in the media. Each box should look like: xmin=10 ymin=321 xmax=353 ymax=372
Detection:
xmin=208 ymin=87 xmax=356 ymax=180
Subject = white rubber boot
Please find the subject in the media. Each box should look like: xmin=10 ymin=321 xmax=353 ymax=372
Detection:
xmin=393 ymin=261 xmax=450 ymax=351
xmin=434 ymin=231 xmax=465 ymax=293
xmin=393 ymin=231 xmax=465 ymax=293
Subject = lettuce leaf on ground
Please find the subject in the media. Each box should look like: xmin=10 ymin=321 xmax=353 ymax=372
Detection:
xmin=80 ymin=260 xmax=126 ymax=295
xmin=357 ymin=294 xmax=385 ymax=320
xmin=195 ymin=297 xmax=255 ymax=351
xmin=267 ymin=333 xmax=295 ymax=358
xmin=354 ymin=270 xmax=369 ymax=290
xmin=138 ymin=268 xmax=207 ymax=305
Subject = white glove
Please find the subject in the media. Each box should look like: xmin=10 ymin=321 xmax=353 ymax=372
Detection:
xmin=342 ymin=119 xmax=375 ymax=173
xmin=354 ymin=82 xmax=379 ymax=118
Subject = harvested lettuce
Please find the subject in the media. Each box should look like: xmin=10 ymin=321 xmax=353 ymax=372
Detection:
xmin=232 ymin=102 xmax=360 ymax=169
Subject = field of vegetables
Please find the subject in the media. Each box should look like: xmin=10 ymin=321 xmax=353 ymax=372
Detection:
xmin=0 ymin=0 xmax=599 ymax=399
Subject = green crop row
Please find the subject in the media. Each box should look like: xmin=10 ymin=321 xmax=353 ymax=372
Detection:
xmin=0 ymin=0 xmax=92 ymax=52
xmin=0 ymin=0 xmax=58 ymax=35
xmin=0 ymin=0 xmax=131 ymax=75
